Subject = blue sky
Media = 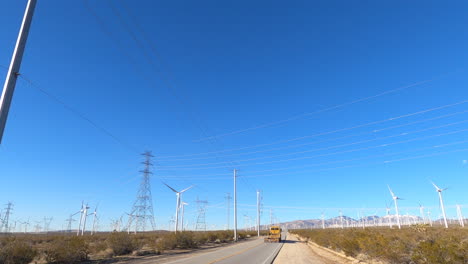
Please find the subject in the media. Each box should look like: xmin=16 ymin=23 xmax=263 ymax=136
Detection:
xmin=1 ymin=0 xmax=468 ymax=231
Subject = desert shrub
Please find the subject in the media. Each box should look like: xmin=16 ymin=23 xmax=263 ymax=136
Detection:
xmin=291 ymin=227 xmax=468 ymax=264
xmin=339 ymin=237 xmax=360 ymax=257
xmin=176 ymin=232 xmax=197 ymax=249
xmin=106 ymin=232 xmax=139 ymax=256
xmin=0 ymin=237 xmax=37 ymax=264
xmin=154 ymin=233 xmax=177 ymax=252
xmin=44 ymin=236 xmax=89 ymax=264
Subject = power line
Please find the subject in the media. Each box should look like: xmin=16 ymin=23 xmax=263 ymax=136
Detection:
xmin=156 ymin=110 xmax=468 ymax=162
xmin=156 ymin=100 xmax=468 ymax=159
xmin=156 ymin=122 xmax=468 ymax=169
xmin=155 ymin=138 xmax=468 ymax=181
xmin=19 ymin=75 xmax=140 ymax=154
xmin=194 ymin=71 xmax=462 ymax=142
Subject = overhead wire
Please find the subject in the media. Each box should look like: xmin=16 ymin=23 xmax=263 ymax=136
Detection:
xmin=156 ymin=120 xmax=468 ymax=169
xmin=156 ymin=110 xmax=468 ymax=162
xmin=156 ymin=139 xmax=468 ymax=180
xmin=156 ymin=100 xmax=468 ymax=159
xmin=102 ymin=0 xmax=247 ymax=193
xmin=194 ymin=71 xmax=462 ymax=142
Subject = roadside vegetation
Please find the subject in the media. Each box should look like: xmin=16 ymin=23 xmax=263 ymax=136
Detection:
xmin=0 ymin=230 xmax=258 ymax=264
xmin=291 ymin=226 xmax=468 ymax=264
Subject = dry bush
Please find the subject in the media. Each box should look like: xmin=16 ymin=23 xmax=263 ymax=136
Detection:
xmin=291 ymin=227 xmax=468 ymax=264
xmin=106 ymin=232 xmax=140 ymax=256
xmin=43 ymin=236 xmax=89 ymax=264
xmin=0 ymin=237 xmax=37 ymax=264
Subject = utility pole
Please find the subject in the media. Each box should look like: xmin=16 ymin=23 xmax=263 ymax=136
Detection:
xmin=233 ymin=169 xmax=238 ymax=241
xmin=0 ymin=0 xmax=37 ymax=144
xmin=256 ymin=190 xmax=260 ymax=237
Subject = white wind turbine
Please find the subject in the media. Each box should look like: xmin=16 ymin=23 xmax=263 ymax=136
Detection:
xmin=181 ymin=202 xmax=188 ymax=231
xmin=163 ymin=183 xmax=193 ymax=233
xmin=388 ymin=185 xmax=402 ymax=229
xmin=81 ymin=203 xmax=90 ymax=235
xmin=77 ymin=202 xmax=85 ymax=236
xmin=431 ymin=181 xmax=448 ymax=228
xmin=418 ymin=203 xmax=426 ymax=224
xmin=91 ymin=204 xmax=99 ymax=235
xmin=456 ymin=204 xmax=464 ymax=227
xmin=385 ymin=202 xmax=393 ymax=228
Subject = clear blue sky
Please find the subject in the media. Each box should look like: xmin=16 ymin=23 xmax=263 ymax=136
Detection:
xmin=1 ymin=0 xmax=468 ymax=231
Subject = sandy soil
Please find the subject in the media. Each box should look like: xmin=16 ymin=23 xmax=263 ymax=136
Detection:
xmin=274 ymin=233 xmax=356 ymax=264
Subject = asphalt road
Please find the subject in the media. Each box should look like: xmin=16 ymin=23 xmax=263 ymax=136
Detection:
xmin=155 ymin=233 xmax=285 ymax=264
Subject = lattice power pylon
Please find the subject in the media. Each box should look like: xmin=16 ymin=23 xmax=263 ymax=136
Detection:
xmin=130 ymin=151 xmax=156 ymax=232
xmin=195 ymin=198 xmax=208 ymax=231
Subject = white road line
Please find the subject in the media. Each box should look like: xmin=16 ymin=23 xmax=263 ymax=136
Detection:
xmin=262 ymin=243 xmax=284 ymax=264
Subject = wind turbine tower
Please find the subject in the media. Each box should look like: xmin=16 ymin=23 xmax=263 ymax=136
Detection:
xmin=385 ymin=203 xmax=393 ymax=228
xmin=456 ymin=205 xmax=464 ymax=227
xmin=431 ymin=181 xmax=448 ymax=228
xmin=181 ymin=202 xmax=188 ymax=231
xmin=131 ymin=151 xmax=157 ymax=232
xmin=419 ymin=203 xmax=426 ymax=224
xmin=91 ymin=205 xmax=99 ymax=235
xmin=321 ymin=212 xmax=325 ymax=229
xmin=81 ymin=203 xmax=90 ymax=235
xmin=163 ymin=183 xmax=193 ymax=232
xmin=388 ymin=186 xmax=402 ymax=229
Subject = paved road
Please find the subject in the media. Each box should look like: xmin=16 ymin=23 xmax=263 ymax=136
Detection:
xmin=158 ymin=234 xmax=285 ymax=264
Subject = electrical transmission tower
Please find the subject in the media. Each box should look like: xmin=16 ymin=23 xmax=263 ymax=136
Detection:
xmin=66 ymin=215 xmax=76 ymax=233
xmin=43 ymin=217 xmax=53 ymax=233
xmin=195 ymin=198 xmax=208 ymax=231
xmin=130 ymin=151 xmax=156 ymax=232
xmin=1 ymin=202 xmax=13 ymax=233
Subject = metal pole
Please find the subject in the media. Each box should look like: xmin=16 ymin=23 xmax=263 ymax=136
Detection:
xmin=0 ymin=0 xmax=37 ymax=144
xmin=233 ymin=169 xmax=237 ymax=241
xmin=257 ymin=190 xmax=260 ymax=237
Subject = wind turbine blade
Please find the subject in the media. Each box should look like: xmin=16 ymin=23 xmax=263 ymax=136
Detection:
xmin=180 ymin=185 xmax=193 ymax=193
xmin=387 ymin=185 xmax=395 ymax=197
xmin=431 ymin=181 xmax=441 ymax=191
xmin=163 ymin=182 xmax=178 ymax=193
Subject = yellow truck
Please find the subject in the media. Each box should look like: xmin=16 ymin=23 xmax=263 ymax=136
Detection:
xmin=264 ymin=225 xmax=282 ymax=243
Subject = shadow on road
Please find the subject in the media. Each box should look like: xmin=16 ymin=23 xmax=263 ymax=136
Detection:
xmin=281 ymin=240 xmax=298 ymax=244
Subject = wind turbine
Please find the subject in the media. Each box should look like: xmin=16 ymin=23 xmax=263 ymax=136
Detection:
xmin=321 ymin=211 xmax=325 ymax=229
xmin=163 ymin=183 xmax=193 ymax=233
xmin=385 ymin=202 xmax=393 ymax=228
xmin=77 ymin=202 xmax=85 ymax=236
xmin=431 ymin=181 xmax=448 ymax=228
xmin=456 ymin=204 xmax=464 ymax=227
xmin=388 ymin=185 xmax=402 ymax=229
xmin=80 ymin=203 xmax=90 ymax=236
xmin=91 ymin=204 xmax=99 ymax=235
xmin=418 ymin=203 xmax=426 ymax=224
xmin=181 ymin=202 xmax=188 ymax=231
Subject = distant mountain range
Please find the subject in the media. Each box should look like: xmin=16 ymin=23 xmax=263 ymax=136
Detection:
xmin=264 ymin=215 xmax=425 ymax=229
